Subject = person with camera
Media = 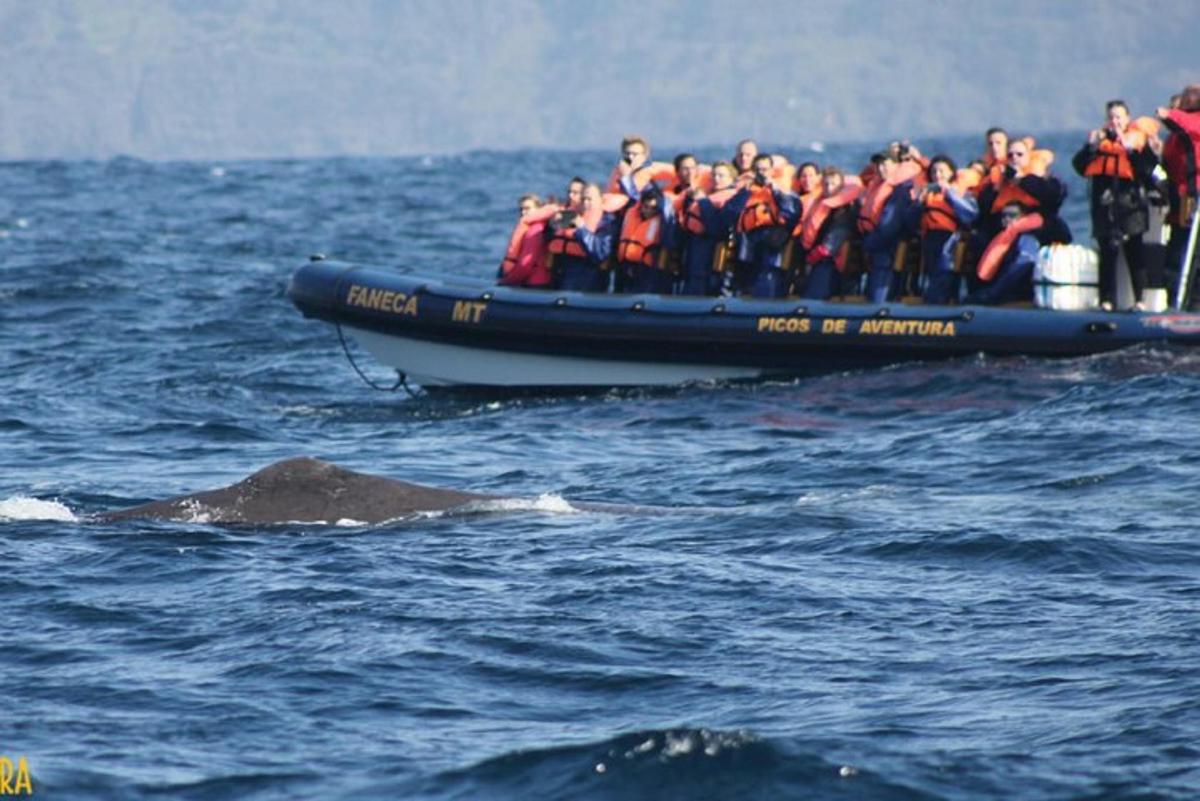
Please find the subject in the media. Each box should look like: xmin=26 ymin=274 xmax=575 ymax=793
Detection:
xmin=907 ymin=156 xmax=979 ymax=303
xmin=972 ymin=138 xmax=1071 ymax=283
xmin=545 ymin=183 xmax=618 ymax=293
xmin=857 ymin=147 xmax=924 ymax=302
xmin=606 ymin=136 xmax=677 ymax=199
xmin=614 ymin=187 xmax=678 ymax=295
xmin=1072 ymin=100 xmax=1161 ymax=310
xmin=725 ymin=154 xmax=801 ymax=297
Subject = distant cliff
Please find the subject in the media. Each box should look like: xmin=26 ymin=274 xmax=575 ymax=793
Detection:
xmin=0 ymin=0 xmax=1192 ymax=160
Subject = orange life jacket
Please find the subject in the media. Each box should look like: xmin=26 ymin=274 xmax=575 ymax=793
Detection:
xmin=858 ymin=160 xmax=923 ymax=233
xmin=680 ymin=188 xmax=738 ymax=235
xmin=920 ymin=191 xmax=959 ymax=235
xmin=616 ymin=211 xmax=665 ymax=267
xmin=977 ymin=212 xmax=1043 ymax=281
xmin=990 ymin=181 xmax=1042 ymax=214
xmin=801 ymin=182 xmax=862 ymax=271
xmin=547 ymin=226 xmax=586 ymax=259
xmin=1083 ymin=137 xmax=1135 ymax=181
xmin=791 ymin=188 xmax=824 ymax=236
xmin=606 ymin=161 xmax=677 ymax=194
xmin=738 ymin=186 xmax=783 ymax=232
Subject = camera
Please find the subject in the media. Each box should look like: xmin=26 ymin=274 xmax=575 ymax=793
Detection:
xmin=926 ymin=182 xmax=941 ymax=194
xmin=554 ymin=210 xmax=578 ymax=229
xmin=753 ymin=173 xmax=768 ymax=187
xmin=1104 ymin=128 xmax=1118 ymax=142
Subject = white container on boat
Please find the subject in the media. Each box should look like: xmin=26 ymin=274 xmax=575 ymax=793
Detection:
xmin=1141 ymin=288 xmax=1168 ymax=312
xmin=1034 ymin=244 xmax=1100 ymax=310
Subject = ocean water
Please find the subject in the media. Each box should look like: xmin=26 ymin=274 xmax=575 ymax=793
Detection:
xmin=3 ymin=134 xmax=1200 ymax=800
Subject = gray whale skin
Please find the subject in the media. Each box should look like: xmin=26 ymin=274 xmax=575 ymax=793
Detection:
xmin=101 ymin=457 xmax=493 ymax=524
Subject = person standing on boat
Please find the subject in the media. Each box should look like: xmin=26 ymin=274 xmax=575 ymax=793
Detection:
xmin=497 ymin=194 xmax=553 ymax=288
xmin=965 ymin=203 xmax=1038 ymax=305
xmin=1072 ymin=100 xmax=1161 ymax=310
xmin=907 ymin=156 xmax=979 ymax=304
xmin=1158 ymin=85 xmax=1200 ymax=307
xmin=726 ymin=154 xmax=801 ymax=298
xmin=545 ymin=183 xmax=617 ymax=293
xmin=857 ymin=149 xmax=924 ymax=302
xmin=798 ymin=167 xmax=861 ymax=300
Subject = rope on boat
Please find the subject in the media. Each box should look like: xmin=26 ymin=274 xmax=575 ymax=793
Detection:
xmin=334 ymin=321 xmax=421 ymax=398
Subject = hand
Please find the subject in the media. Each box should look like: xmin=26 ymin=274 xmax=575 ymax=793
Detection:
xmin=617 ymin=160 xmax=633 ymax=177
xmin=1156 ymin=106 xmax=1170 ymax=120
xmin=1088 ymin=128 xmax=1103 ymax=145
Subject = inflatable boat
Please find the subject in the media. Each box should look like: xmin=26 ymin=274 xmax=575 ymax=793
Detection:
xmin=287 ymin=257 xmax=1200 ymax=389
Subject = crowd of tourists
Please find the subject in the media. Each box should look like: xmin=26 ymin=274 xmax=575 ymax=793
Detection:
xmin=497 ymin=83 xmax=1200 ymax=310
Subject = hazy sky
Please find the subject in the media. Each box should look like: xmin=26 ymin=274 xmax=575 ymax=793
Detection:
xmin=0 ymin=0 xmax=1193 ymax=160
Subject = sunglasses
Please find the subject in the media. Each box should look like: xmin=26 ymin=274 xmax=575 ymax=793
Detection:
xmin=1008 ymin=151 xmax=1028 ymax=159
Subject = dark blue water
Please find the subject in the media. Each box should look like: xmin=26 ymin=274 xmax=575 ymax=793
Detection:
xmin=3 ymin=134 xmax=1200 ymax=800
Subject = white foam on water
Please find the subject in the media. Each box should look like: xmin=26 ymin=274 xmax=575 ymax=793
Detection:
xmin=469 ymin=493 xmax=579 ymax=515
xmin=0 ymin=495 xmax=78 ymax=522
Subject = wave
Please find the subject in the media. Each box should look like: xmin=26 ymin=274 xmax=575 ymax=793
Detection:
xmin=0 ymin=495 xmax=78 ymax=522
xmin=406 ymin=728 xmax=932 ymax=801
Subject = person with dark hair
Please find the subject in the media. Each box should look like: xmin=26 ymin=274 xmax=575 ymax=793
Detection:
xmin=909 ymin=155 xmax=978 ymax=303
xmin=726 ymin=153 xmax=801 ymax=297
xmin=614 ymin=186 xmax=678 ymax=294
xmin=1072 ymin=100 xmax=1161 ymax=309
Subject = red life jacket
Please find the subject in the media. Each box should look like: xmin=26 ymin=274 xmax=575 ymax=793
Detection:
xmin=606 ymin=161 xmax=677 ymax=194
xmin=738 ymin=186 xmax=782 ymax=232
xmin=857 ymin=178 xmax=893 ymax=234
xmin=990 ymin=180 xmax=1042 ymax=214
xmin=617 ymin=211 xmax=664 ymax=267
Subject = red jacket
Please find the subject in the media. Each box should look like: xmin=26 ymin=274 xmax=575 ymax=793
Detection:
xmin=497 ymin=220 xmax=552 ymax=287
xmin=1163 ymin=109 xmax=1200 ymax=198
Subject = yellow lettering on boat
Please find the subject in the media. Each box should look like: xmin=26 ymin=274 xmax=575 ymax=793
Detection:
xmin=857 ymin=318 xmax=956 ymax=337
xmin=344 ymin=284 xmax=418 ymax=316
xmin=756 ymin=316 xmax=811 ymax=334
xmin=0 ymin=756 xmax=33 ymax=796
xmin=452 ymin=301 xmax=488 ymax=324
xmin=821 ymin=318 xmax=847 ymax=335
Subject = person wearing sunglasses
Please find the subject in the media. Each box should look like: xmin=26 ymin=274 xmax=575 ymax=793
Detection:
xmin=971 ymin=136 xmax=1072 ymax=286
xmin=1072 ymin=100 xmax=1162 ymax=310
